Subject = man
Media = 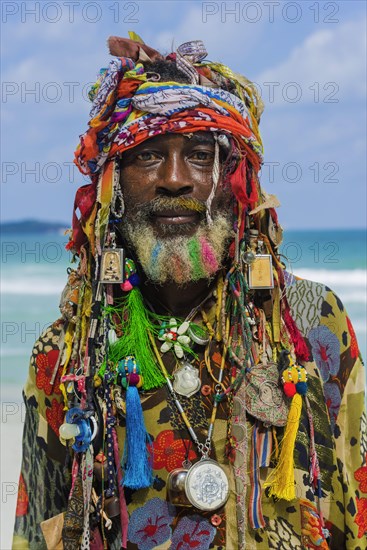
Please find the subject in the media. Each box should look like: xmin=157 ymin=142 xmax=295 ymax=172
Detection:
xmin=13 ymin=34 xmax=366 ymax=549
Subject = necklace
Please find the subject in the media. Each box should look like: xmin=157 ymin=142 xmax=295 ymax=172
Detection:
xmin=149 ymin=333 xmax=230 ymax=511
xmin=153 ymin=290 xmax=215 ymax=396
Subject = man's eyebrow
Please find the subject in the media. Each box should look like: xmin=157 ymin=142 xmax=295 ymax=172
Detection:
xmin=188 ymin=133 xmax=215 ymax=146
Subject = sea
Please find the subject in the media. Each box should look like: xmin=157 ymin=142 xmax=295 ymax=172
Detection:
xmin=1 ymin=229 xmax=366 ymax=400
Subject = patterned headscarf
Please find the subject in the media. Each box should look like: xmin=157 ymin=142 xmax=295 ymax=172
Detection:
xmin=70 ymin=34 xmax=265 ymax=255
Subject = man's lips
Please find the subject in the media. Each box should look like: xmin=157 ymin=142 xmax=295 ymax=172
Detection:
xmin=151 ymin=210 xmax=201 ymax=225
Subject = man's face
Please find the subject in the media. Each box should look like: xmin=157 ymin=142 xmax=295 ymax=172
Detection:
xmin=119 ymin=132 xmax=232 ymax=285
xmin=120 ymin=132 xmax=230 ymax=235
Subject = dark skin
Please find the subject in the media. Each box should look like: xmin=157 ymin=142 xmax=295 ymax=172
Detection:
xmin=119 ymin=132 xmax=231 ymax=317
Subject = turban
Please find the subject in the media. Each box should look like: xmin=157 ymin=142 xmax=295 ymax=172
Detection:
xmin=70 ymin=34 xmax=264 ymax=254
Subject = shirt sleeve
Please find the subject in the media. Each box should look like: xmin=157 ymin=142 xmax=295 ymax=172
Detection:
xmin=287 ymin=276 xmax=367 ymax=547
xmin=12 ymin=322 xmax=71 ymax=549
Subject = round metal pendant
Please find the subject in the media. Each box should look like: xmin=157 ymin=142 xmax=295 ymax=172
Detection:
xmin=173 ymin=362 xmax=201 ymax=397
xmin=188 ymin=324 xmax=210 ymax=346
xmin=185 ymin=459 xmax=229 ymax=511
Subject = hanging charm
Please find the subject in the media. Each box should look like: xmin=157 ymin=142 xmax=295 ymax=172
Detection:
xmin=100 ymin=231 xmax=125 ymax=284
xmin=185 ymin=459 xmax=229 ymax=511
xmin=167 ymin=465 xmax=192 ymax=507
xmin=244 ymin=361 xmax=288 ymax=427
xmin=173 ymin=361 xmax=201 ymax=397
xmin=119 ymin=356 xmax=153 ymax=489
xmin=158 ymin=318 xmax=192 ymax=359
xmin=59 ymin=407 xmax=98 ymax=452
xmin=263 ymin=352 xmax=308 ymax=501
xmin=242 ymin=232 xmax=274 ymax=289
xmin=188 ymin=323 xmax=210 ymax=346
xmin=247 ymin=254 xmax=274 ymax=289
xmin=120 ymin=257 xmax=140 ymax=291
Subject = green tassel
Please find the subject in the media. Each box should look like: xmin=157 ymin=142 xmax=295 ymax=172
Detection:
xmin=108 ymin=288 xmax=166 ymax=390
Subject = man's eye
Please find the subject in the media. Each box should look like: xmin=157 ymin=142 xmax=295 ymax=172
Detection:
xmin=136 ymin=152 xmax=158 ymax=161
xmin=191 ymin=151 xmax=214 ymax=162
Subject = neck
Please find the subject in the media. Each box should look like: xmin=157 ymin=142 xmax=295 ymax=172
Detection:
xmin=140 ymin=275 xmax=219 ymax=318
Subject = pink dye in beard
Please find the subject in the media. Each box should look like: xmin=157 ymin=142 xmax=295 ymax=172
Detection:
xmin=200 ymin=237 xmax=219 ymax=273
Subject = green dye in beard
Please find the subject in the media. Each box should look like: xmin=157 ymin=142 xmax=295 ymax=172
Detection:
xmin=188 ymin=238 xmax=205 ymax=280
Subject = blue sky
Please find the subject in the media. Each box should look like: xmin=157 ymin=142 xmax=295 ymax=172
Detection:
xmin=1 ymin=0 xmax=366 ymax=229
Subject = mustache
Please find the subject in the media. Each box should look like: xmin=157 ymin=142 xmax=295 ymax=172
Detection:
xmin=148 ymin=197 xmax=206 ymax=214
xmin=138 ymin=197 xmax=207 ymax=216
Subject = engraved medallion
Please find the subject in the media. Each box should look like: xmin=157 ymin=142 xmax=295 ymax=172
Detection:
xmin=173 ymin=362 xmax=201 ymax=397
xmin=185 ymin=459 xmax=229 ymax=511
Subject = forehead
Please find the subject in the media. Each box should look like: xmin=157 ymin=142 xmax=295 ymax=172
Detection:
xmin=123 ymin=131 xmax=215 ymax=154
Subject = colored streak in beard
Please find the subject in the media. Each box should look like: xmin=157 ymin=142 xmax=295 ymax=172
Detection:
xmin=150 ymin=243 xmax=162 ymax=279
xmin=199 ymin=236 xmax=218 ymax=273
xmin=171 ymin=254 xmax=188 ymax=286
xmin=188 ymin=238 xmax=205 ymax=281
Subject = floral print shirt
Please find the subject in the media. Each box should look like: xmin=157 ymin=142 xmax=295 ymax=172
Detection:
xmin=12 ymin=275 xmax=367 ymax=549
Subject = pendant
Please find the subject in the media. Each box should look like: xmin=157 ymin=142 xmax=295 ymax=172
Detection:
xmin=244 ymin=361 xmax=289 ymax=427
xmin=100 ymin=248 xmax=125 ymax=284
xmin=247 ymin=254 xmax=274 ymax=289
xmin=173 ymin=362 xmax=201 ymax=397
xmin=188 ymin=324 xmax=210 ymax=346
xmin=159 ymin=319 xmax=192 ymax=359
xmin=184 ymin=459 xmax=229 ymax=511
xmin=166 ymin=467 xmax=192 ymax=507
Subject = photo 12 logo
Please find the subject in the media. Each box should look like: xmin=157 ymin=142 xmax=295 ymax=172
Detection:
xmin=1 ymin=1 xmax=139 ymax=24
xmin=202 ymin=1 xmax=340 ymax=24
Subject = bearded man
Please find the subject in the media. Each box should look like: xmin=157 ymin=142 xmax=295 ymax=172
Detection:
xmin=13 ymin=35 xmax=366 ymax=550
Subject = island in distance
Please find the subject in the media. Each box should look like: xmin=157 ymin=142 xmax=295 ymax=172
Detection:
xmin=1 ymin=219 xmax=69 ymax=235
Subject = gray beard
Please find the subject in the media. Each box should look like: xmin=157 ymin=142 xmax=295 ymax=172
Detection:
xmin=121 ymin=210 xmax=232 ymax=286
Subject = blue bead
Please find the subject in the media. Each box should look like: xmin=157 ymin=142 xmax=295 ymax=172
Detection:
xmin=296 ymin=381 xmax=308 ymax=395
xmin=129 ymin=273 xmax=140 ymax=286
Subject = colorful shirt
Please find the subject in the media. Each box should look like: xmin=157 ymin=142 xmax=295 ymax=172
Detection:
xmin=13 ymin=275 xmax=367 ymax=549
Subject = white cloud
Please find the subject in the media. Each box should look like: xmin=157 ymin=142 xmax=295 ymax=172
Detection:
xmin=256 ymin=18 xmax=366 ymax=105
xmin=153 ymin=5 xmax=264 ymax=71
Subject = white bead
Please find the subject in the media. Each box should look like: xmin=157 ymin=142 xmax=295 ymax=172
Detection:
xmin=108 ymin=329 xmax=118 ymax=345
xmin=174 ymin=344 xmax=184 ymax=359
xmin=177 ymin=321 xmax=190 ymax=335
xmin=59 ymin=423 xmax=80 ymax=440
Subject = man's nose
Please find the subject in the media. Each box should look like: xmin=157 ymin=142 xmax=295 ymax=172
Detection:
xmin=156 ymin=154 xmax=193 ymax=196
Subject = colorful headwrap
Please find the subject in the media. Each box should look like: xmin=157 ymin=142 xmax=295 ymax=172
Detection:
xmin=70 ymin=33 xmax=265 ymax=254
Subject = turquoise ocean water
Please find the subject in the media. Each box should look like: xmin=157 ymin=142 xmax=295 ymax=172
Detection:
xmin=1 ymin=229 xmax=366 ymax=399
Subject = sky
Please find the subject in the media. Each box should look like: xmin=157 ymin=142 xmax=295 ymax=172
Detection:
xmin=1 ymin=0 xmax=366 ymax=230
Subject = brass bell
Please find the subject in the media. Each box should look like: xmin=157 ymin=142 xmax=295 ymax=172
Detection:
xmin=166 ymin=468 xmax=191 ymax=507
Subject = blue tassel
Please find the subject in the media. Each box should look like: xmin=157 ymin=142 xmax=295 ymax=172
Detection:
xmin=119 ymin=356 xmax=153 ymax=490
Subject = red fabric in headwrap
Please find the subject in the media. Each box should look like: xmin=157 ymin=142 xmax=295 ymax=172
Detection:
xmin=70 ymin=183 xmax=97 ymax=252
